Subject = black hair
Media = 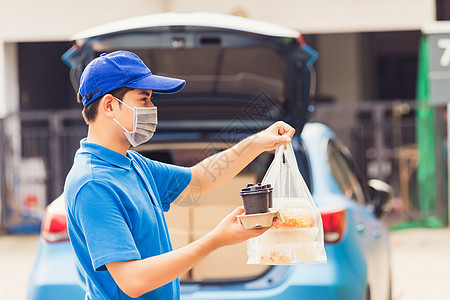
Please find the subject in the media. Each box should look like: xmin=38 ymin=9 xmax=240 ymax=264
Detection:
xmin=77 ymin=87 xmax=134 ymax=123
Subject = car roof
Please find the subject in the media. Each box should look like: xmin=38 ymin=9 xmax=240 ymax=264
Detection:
xmin=71 ymin=12 xmax=300 ymax=41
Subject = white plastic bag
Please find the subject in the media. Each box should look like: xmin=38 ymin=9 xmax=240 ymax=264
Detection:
xmin=247 ymin=143 xmax=327 ymax=265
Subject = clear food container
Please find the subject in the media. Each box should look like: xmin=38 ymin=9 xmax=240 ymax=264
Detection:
xmin=256 ymin=227 xmax=319 ymax=245
xmin=273 ymin=208 xmax=316 ymax=229
xmin=252 ymin=242 xmax=324 ymax=264
xmin=253 ymin=244 xmax=293 ymax=264
xmin=292 ymin=242 xmax=323 ymax=262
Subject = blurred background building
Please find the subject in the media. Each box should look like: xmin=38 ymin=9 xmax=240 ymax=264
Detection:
xmin=0 ymin=0 xmax=448 ymax=232
xmin=0 ymin=0 xmax=437 ymax=115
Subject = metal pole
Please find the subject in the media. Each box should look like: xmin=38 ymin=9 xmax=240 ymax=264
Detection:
xmin=0 ymin=119 xmax=7 ymax=232
xmin=447 ymin=102 xmax=450 ymax=225
xmin=373 ymin=106 xmax=385 ymax=180
xmin=50 ymin=115 xmax=63 ymax=201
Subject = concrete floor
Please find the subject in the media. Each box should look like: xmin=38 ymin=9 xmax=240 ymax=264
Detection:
xmin=0 ymin=228 xmax=449 ymax=300
xmin=390 ymin=227 xmax=450 ymax=300
xmin=0 ymin=234 xmax=40 ymax=300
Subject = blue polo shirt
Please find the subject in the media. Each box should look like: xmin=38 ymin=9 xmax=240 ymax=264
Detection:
xmin=64 ymin=139 xmax=192 ymax=299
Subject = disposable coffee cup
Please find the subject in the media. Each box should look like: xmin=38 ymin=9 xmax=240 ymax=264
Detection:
xmin=240 ymin=183 xmax=273 ymax=215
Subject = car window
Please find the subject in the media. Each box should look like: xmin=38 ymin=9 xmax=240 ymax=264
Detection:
xmin=131 ymin=48 xmax=285 ymax=99
xmin=327 ymin=138 xmax=366 ymax=205
xmin=94 ymin=47 xmax=285 ymax=103
xmin=92 ymin=47 xmax=287 ymax=122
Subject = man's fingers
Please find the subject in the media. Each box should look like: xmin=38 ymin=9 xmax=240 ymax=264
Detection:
xmin=275 ymin=122 xmax=295 ymax=138
xmin=282 ymin=134 xmax=292 ymax=143
xmin=245 ymin=225 xmax=272 ymax=236
xmin=282 ymin=126 xmax=295 ymax=139
xmin=233 ymin=206 xmax=245 ymax=214
xmin=229 ymin=206 xmax=245 ymax=221
xmin=275 ymin=135 xmax=291 ymax=145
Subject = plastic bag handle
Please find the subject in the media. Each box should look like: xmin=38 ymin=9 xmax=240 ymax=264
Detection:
xmin=261 ymin=145 xmax=285 ymax=184
xmin=282 ymin=143 xmax=312 ymax=197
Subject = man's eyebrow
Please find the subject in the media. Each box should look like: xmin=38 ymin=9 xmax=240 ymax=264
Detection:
xmin=138 ymin=91 xmax=151 ymax=96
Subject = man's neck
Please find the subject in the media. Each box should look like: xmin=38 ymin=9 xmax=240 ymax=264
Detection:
xmin=86 ymin=125 xmax=129 ymax=156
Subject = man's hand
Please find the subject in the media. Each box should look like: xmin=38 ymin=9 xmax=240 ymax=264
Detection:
xmin=253 ymin=121 xmax=296 ymax=152
xmin=207 ymin=207 xmax=272 ymax=248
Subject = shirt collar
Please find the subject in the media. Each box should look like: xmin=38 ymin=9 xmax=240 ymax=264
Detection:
xmin=78 ymin=138 xmax=132 ymax=170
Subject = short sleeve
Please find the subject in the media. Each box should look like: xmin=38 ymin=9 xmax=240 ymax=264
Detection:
xmin=73 ymin=181 xmax=141 ymax=271
xmin=146 ymin=160 xmax=192 ymax=211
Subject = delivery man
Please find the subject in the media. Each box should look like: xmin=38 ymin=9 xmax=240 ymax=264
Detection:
xmin=64 ymin=50 xmax=295 ymax=299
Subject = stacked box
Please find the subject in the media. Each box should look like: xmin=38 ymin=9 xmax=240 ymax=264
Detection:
xmin=164 ymin=173 xmax=268 ymax=280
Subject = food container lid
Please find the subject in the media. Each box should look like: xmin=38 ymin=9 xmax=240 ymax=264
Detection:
xmin=240 ymin=183 xmax=273 ymax=195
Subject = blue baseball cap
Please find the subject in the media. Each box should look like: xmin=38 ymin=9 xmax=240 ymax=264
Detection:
xmin=79 ymin=50 xmax=186 ymax=106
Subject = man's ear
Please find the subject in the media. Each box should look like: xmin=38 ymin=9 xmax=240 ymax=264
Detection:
xmin=100 ymin=94 xmax=116 ymax=119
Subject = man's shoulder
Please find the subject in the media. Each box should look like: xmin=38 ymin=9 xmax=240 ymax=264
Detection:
xmin=68 ymin=149 xmax=127 ymax=178
xmin=127 ymin=150 xmax=147 ymax=162
xmin=127 ymin=150 xmax=157 ymax=171
xmin=64 ymin=152 xmax=118 ymax=205
xmin=127 ymin=150 xmax=167 ymax=171
xmin=64 ymin=153 xmax=93 ymax=204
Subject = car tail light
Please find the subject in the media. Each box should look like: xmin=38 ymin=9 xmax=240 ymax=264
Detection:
xmin=297 ymin=34 xmax=306 ymax=46
xmin=321 ymin=209 xmax=346 ymax=243
xmin=41 ymin=198 xmax=69 ymax=243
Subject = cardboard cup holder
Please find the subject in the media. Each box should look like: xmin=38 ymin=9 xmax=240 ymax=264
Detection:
xmin=237 ymin=208 xmax=283 ymax=229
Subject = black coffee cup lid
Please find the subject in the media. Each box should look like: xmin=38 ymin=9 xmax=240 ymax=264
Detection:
xmin=240 ymin=183 xmax=273 ymax=195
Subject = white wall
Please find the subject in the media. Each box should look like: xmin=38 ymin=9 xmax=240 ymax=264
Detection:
xmin=0 ymin=42 xmax=21 ymax=182
xmin=0 ymin=42 xmax=19 ymax=118
xmin=314 ymin=33 xmax=363 ymax=145
xmin=0 ymin=0 xmax=166 ymax=116
xmin=0 ymin=0 xmax=435 ymax=42
xmin=0 ymin=0 xmax=166 ymax=42
xmin=0 ymin=0 xmax=436 ymax=117
xmin=170 ymin=0 xmax=435 ymax=34
xmin=0 ymin=42 xmax=5 ymax=118
xmin=317 ymin=33 xmax=363 ymax=104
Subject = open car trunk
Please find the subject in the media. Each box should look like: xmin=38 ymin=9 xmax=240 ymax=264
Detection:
xmin=63 ymin=12 xmax=317 ymax=134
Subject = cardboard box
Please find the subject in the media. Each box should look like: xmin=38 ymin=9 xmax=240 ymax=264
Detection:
xmin=164 ymin=205 xmax=191 ymax=229
xmin=190 ymin=173 xmax=259 ymax=230
xmin=192 ymin=205 xmax=237 ymax=231
xmin=167 ymin=228 xmax=190 ymax=280
xmin=191 ymin=231 xmax=268 ymax=280
xmin=194 ymin=173 xmax=258 ymax=206
xmin=164 ymin=173 xmax=265 ymax=281
xmin=167 ymin=228 xmax=190 ymax=250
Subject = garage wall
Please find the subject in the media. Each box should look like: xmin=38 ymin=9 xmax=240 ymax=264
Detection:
xmin=0 ymin=0 xmax=435 ymax=117
xmin=0 ymin=0 xmax=166 ymax=42
xmin=169 ymin=0 xmax=435 ymax=34
xmin=0 ymin=43 xmax=19 ymax=118
xmin=316 ymin=33 xmax=364 ymax=104
xmin=0 ymin=0 xmax=435 ymax=42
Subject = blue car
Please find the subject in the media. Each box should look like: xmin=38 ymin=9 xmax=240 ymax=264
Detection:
xmin=28 ymin=13 xmax=392 ymax=300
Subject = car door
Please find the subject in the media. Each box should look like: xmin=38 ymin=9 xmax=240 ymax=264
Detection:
xmin=326 ymin=138 xmax=390 ymax=299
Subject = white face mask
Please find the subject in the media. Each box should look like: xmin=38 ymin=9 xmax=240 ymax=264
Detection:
xmin=113 ymin=97 xmax=158 ymax=147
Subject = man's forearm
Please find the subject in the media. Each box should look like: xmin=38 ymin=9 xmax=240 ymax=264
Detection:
xmin=174 ymin=121 xmax=294 ymax=206
xmin=190 ymin=133 xmax=262 ymax=194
